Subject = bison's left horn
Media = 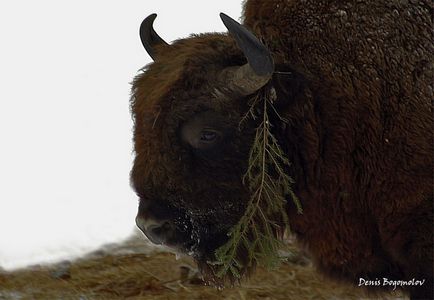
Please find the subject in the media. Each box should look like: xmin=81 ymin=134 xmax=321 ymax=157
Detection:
xmin=219 ymin=13 xmax=274 ymax=96
xmin=140 ymin=14 xmax=169 ymax=61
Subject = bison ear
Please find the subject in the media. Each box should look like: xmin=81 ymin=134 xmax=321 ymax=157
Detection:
xmin=139 ymin=14 xmax=169 ymax=61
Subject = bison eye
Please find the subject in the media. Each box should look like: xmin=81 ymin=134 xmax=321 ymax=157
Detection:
xmin=180 ymin=111 xmax=230 ymax=150
xmin=200 ymin=130 xmax=219 ymax=143
xmin=194 ymin=129 xmax=223 ymax=149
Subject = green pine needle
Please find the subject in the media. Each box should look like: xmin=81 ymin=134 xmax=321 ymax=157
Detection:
xmin=211 ymin=88 xmax=302 ymax=280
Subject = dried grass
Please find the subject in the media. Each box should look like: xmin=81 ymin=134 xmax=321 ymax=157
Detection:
xmin=0 ymin=237 xmax=406 ymax=300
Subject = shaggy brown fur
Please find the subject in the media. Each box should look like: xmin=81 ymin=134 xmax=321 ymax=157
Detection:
xmin=131 ymin=1 xmax=433 ymax=299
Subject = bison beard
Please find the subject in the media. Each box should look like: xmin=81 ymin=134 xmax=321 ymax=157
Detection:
xmin=130 ymin=1 xmax=433 ymax=299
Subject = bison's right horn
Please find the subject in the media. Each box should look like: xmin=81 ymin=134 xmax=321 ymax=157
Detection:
xmin=140 ymin=14 xmax=169 ymax=61
xmin=219 ymin=13 xmax=274 ymax=96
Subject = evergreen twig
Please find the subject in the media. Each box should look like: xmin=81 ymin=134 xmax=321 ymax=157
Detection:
xmin=211 ymin=88 xmax=302 ymax=279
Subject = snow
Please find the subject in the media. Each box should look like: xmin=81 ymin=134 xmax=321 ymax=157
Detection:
xmin=0 ymin=0 xmax=241 ymax=270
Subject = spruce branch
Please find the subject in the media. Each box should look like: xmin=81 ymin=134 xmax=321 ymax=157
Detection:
xmin=211 ymin=88 xmax=302 ymax=280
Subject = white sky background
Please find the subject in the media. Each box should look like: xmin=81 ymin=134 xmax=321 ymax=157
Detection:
xmin=0 ymin=0 xmax=242 ymax=270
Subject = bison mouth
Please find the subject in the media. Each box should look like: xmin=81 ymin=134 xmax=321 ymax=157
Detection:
xmin=135 ymin=193 xmax=258 ymax=285
xmin=136 ymin=206 xmax=254 ymax=285
xmin=172 ymin=215 xmax=286 ymax=286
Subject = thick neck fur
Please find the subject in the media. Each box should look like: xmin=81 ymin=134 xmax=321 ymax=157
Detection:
xmin=248 ymin=1 xmax=433 ymax=297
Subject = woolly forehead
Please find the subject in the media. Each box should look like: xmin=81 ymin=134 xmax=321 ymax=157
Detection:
xmin=131 ymin=33 xmax=248 ymax=134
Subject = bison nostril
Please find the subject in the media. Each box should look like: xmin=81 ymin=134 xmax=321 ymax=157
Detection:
xmin=136 ymin=216 xmax=175 ymax=245
xmin=148 ymin=222 xmax=172 ymax=241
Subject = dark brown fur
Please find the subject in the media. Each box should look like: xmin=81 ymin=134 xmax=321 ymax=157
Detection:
xmin=131 ymin=1 xmax=433 ymax=299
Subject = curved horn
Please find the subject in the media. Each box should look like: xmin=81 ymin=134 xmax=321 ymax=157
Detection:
xmin=219 ymin=13 xmax=274 ymax=96
xmin=139 ymin=14 xmax=169 ymax=60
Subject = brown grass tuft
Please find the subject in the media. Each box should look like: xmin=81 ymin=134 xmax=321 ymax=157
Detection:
xmin=0 ymin=235 xmax=406 ymax=300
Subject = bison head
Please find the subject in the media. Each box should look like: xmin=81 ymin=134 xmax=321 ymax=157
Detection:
xmin=130 ymin=13 xmax=285 ymax=282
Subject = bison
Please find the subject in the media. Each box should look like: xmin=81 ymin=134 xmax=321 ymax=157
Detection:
xmin=130 ymin=1 xmax=433 ymax=299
